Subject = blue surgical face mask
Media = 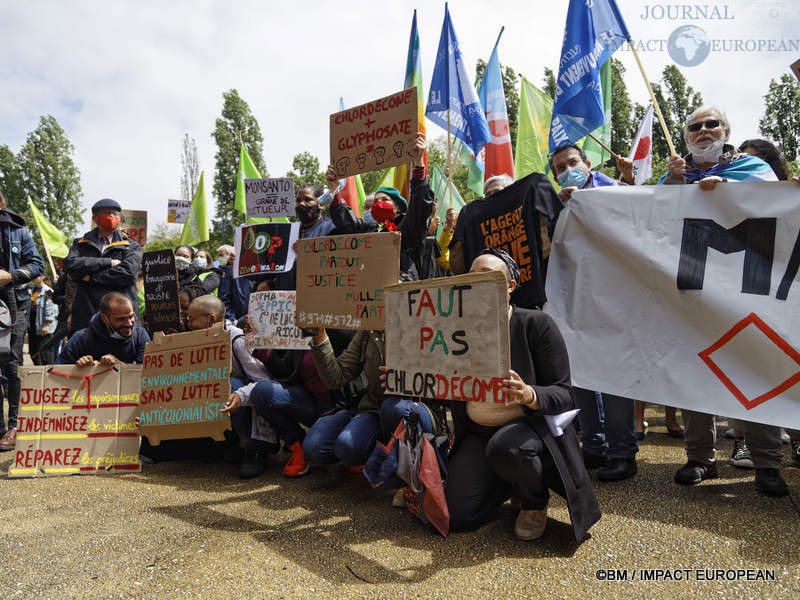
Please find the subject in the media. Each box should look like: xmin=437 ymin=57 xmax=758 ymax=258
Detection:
xmin=557 ymin=166 xmax=588 ymax=189
xmin=363 ymin=210 xmax=377 ymax=226
xmin=193 ymin=257 xmax=207 ymax=269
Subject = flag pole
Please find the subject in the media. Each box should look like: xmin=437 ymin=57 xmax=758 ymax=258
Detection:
xmin=628 ymin=41 xmax=677 ymax=157
xmin=38 ymin=229 xmax=59 ymax=284
xmin=446 ymin=110 xmax=454 ymax=210
xmin=587 ymin=133 xmax=621 ymax=160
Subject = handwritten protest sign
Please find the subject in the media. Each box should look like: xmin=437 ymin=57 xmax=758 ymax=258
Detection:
xmin=245 ymin=178 xmax=295 ymax=219
xmin=296 ymin=232 xmax=400 ymax=330
xmin=330 ymin=88 xmax=419 ymax=178
xmin=142 ymin=250 xmax=181 ymax=334
xmin=122 ymin=209 xmax=147 ymax=246
xmin=233 ymin=222 xmax=300 ymax=278
xmin=247 ymin=291 xmax=309 ymax=350
xmin=167 ymin=199 xmax=191 ymax=223
xmin=384 ymin=271 xmax=510 ymax=402
xmin=138 ymin=324 xmax=231 ymax=445
xmin=10 ymin=364 xmax=142 ymax=478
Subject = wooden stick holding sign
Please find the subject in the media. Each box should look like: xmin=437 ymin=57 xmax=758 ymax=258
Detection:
xmin=383 ymin=271 xmax=511 ymax=402
xmin=330 ymin=88 xmax=419 ymax=178
xmin=138 ymin=323 xmax=231 ymax=445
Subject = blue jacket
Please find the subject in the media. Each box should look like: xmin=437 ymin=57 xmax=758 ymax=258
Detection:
xmin=31 ymin=284 xmax=59 ymax=334
xmin=57 ymin=312 xmax=150 ymax=365
xmin=0 ymin=209 xmax=44 ymax=305
xmin=218 ymin=264 xmax=253 ymax=321
xmin=64 ymin=227 xmax=142 ymax=332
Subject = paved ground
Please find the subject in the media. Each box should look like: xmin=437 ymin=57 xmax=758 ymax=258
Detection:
xmin=1 ymin=410 xmax=798 ymax=599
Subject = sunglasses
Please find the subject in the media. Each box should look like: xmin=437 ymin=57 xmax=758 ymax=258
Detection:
xmin=687 ymin=119 xmax=721 ymax=132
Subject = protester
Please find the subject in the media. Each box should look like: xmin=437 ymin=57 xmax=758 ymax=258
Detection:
xmin=194 ymin=249 xmax=222 ymax=295
xmin=28 ymin=275 xmax=58 ymax=365
xmin=57 ymin=292 xmax=149 ymax=366
xmin=216 ymin=244 xmax=253 ymax=322
xmin=445 ymin=248 xmax=599 ymax=542
xmin=64 ymin=198 xmax=142 ymax=332
xmin=659 ymin=107 xmax=787 ymax=496
xmin=550 ymin=144 xmax=639 ymax=481
xmin=0 ymin=190 xmax=44 ymax=451
xmin=434 ymin=207 xmax=458 ymax=273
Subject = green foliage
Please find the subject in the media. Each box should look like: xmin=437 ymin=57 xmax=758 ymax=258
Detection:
xmin=428 ymin=135 xmax=479 ymax=202
xmin=212 ymin=89 xmax=267 ymax=232
xmin=646 ymin=65 xmax=703 ymax=160
xmin=360 ymin=169 xmax=387 ymax=195
xmin=542 ymin=68 xmax=557 ymax=100
xmin=609 ymin=59 xmax=633 ymax=157
xmin=285 ymin=151 xmax=325 ymax=189
xmin=759 ymin=74 xmax=800 ymax=161
xmin=143 ymin=223 xmax=184 ymax=252
xmin=0 ymin=145 xmax=24 ymax=210
xmin=475 ymin=59 xmax=520 ymax=149
xmin=16 ymin=115 xmax=84 ymax=237
xmin=180 ymin=134 xmax=201 ymax=201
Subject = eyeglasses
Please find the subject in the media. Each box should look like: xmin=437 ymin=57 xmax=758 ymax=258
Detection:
xmin=687 ymin=119 xmax=721 ymax=132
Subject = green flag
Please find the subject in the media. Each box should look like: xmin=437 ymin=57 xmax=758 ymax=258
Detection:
xmin=514 ymin=76 xmax=554 ymax=179
xmin=234 ymin=143 xmax=260 ymax=215
xmin=372 ymin=168 xmax=397 ymax=193
xmin=180 ymin=171 xmax=209 ymax=245
xmin=430 ymin=163 xmax=466 ymax=225
xmin=580 ymin=60 xmax=612 ymax=170
xmin=28 ymin=197 xmax=69 ymax=258
xmin=457 ymin=141 xmax=485 ymax=196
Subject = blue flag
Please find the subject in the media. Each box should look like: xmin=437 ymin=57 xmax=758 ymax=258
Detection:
xmin=548 ymin=0 xmax=630 ymax=152
xmin=426 ymin=3 xmax=491 ymax=157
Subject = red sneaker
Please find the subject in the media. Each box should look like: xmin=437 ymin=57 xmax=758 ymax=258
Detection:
xmin=283 ymin=442 xmax=310 ymax=478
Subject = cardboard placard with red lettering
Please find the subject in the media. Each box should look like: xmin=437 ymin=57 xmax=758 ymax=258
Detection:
xmin=167 ymin=199 xmax=191 ymax=223
xmin=138 ymin=323 xmax=231 ymax=445
xmin=233 ymin=222 xmax=300 ymax=278
xmin=330 ymin=88 xmax=419 ymax=178
xmin=122 ymin=209 xmax=147 ymax=247
xmin=245 ymin=178 xmax=295 ymax=219
xmin=10 ymin=364 xmax=142 ymax=478
xmin=296 ymin=232 xmax=400 ymax=330
xmin=246 ymin=291 xmax=310 ymax=350
xmin=383 ymin=271 xmax=510 ymax=402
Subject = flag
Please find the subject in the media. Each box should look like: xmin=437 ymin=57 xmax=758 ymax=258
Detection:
xmin=180 ymin=171 xmax=209 ymax=245
xmin=234 ymin=143 xmax=261 ymax=215
xmin=548 ymin=0 xmax=630 ymax=152
xmin=628 ymin=104 xmax=654 ymax=185
xmin=373 ymin=168 xmax=397 ymax=193
xmin=457 ymin=142 xmax=484 ymax=195
xmin=337 ymin=97 xmax=367 ymax=217
xmin=28 ymin=197 xmax=69 ymax=258
xmin=580 ymin=60 xmax=612 ymax=170
xmin=515 ymin=76 xmax=554 ymax=179
xmin=430 ymin=163 xmax=466 ymax=219
xmin=426 ymin=3 xmax=491 ymax=157
xmin=478 ymin=28 xmax=514 ymax=181
xmin=393 ymin=10 xmax=428 ymax=200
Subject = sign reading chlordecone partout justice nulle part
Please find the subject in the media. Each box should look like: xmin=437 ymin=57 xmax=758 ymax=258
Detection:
xmin=329 ymin=87 xmax=419 ymax=178
xmin=384 ymin=270 xmax=511 ymax=402
xmin=10 ymin=364 xmax=142 ymax=478
xmin=244 ymin=177 xmax=295 ymax=219
xmin=247 ymin=290 xmax=310 ymax=350
xmin=295 ymin=232 xmax=401 ymax=330
xmin=138 ymin=323 xmax=231 ymax=445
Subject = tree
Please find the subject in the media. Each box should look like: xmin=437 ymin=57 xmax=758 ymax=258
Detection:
xmin=759 ymin=74 xmax=800 ymax=161
xmin=285 ymin=152 xmax=325 ymax=189
xmin=0 ymin=145 xmax=24 ymax=212
xmin=428 ymin=135 xmax=479 ymax=202
xmin=476 ymin=60 xmax=520 ymax=149
xmin=212 ymin=89 xmax=267 ymax=233
xmin=144 ymin=222 xmax=184 ymax=253
xmin=16 ymin=115 xmax=83 ymax=237
xmin=180 ymin=134 xmax=201 ymax=201
xmin=609 ymin=59 xmax=633 ymax=157
xmin=647 ymin=65 xmax=703 ymax=160
xmin=542 ymin=68 xmax=557 ymax=100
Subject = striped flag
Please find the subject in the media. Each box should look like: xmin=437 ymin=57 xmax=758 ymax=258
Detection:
xmin=478 ymin=28 xmax=514 ymax=181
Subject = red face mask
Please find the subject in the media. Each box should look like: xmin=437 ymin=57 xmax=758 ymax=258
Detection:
xmin=95 ymin=214 xmax=120 ymax=231
xmin=370 ymin=200 xmax=395 ymax=223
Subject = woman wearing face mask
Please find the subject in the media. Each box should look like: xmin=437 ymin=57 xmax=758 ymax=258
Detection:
xmin=193 ymin=249 xmax=222 ymax=295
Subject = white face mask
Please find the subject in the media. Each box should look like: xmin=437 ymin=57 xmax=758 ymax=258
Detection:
xmin=217 ymin=255 xmax=229 ymax=267
xmin=175 ymin=256 xmax=191 ymax=270
xmin=687 ymin=138 xmax=726 ymax=164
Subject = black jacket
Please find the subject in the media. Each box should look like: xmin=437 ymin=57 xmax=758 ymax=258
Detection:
xmin=57 ymin=312 xmax=150 ymax=364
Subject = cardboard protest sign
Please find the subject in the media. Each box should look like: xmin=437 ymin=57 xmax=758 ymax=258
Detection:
xmin=142 ymin=250 xmax=181 ymax=334
xmin=122 ymin=209 xmax=147 ymax=246
xmin=234 ymin=222 xmax=300 ymax=278
xmin=330 ymin=88 xmax=419 ymax=178
xmin=245 ymin=178 xmax=295 ymax=219
xmin=296 ymin=232 xmax=400 ymax=330
xmin=247 ymin=291 xmax=309 ymax=350
xmin=138 ymin=323 xmax=231 ymax=445
xmin=10 ymin=364 xmax=142 ymax=478
xmin=167 ymin=199 xmax=191 ymax=223
xmin=384 ymin=271 xmax=510 ymax=402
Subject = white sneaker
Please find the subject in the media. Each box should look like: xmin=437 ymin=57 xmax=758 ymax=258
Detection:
xmin=514 ymin=507 xmax=547 ymax=541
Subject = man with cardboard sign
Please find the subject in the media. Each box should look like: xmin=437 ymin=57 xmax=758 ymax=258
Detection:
xmin=383 ymin=270 xmax=510 ymax=402
xmin=330 ymin=88 xmax=419 ymax=178
xmin=138 ymin=322 xmax=231 ymax=446
xmin=295 ymin=232 xmax=400 ymax=330
xmin=10 ymin=364 xmax=141 ymax=478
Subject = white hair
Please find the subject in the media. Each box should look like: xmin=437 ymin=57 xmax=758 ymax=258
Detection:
xmin=217 ymin=244 xmax=234 ymax=255
xmin=483 ymin=174 xmax=514 ymax=194
xmin=684 ymin=105 xmax=731 ymax=138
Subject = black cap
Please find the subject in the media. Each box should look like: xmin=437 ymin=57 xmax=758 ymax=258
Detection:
xmin=92 ymin=198 xmax=122 ymax=214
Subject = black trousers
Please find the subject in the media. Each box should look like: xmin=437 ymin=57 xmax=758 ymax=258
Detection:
xmin=446 ymin=418 xmax=564 ymax=532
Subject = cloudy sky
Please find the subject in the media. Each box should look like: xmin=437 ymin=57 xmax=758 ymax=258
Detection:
xmin=1 ymin=0 xmax=797 ymax=234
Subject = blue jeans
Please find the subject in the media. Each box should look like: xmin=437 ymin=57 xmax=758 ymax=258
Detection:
xmin=574 ymin=387 xmax=638 ymax=460
xmin=379 ymin=398 xmax=434 ymax=437
xmin=303 ymin=410 xmax=381 ymax=466
xmin=250 ymin=380 xmax=318 ymax=446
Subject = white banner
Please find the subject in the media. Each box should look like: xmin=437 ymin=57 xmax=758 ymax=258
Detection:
xmin=545 ymin=182 xmax=800 ymax=429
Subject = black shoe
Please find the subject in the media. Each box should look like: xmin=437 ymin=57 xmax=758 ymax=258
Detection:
xmin=674 ymin=460 xmax=718 ymax=485
xmin=224 ymin=445 xmax=244 ymax=464
xmin=239 ymin=451 xmax=267 ymax=479
xmin=597 ymin=458 xmax=637 ymax=481
xmin=754 ymin=468 xmax=789 ymax=497
xmin=791 ymin=441 xmax=800 ymax=467
xmin=582 ymin=451 xmax=608 ymax=470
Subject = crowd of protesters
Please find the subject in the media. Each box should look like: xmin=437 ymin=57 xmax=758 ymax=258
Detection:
xmin=0 ymin=112 xmax=798 ymax=543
